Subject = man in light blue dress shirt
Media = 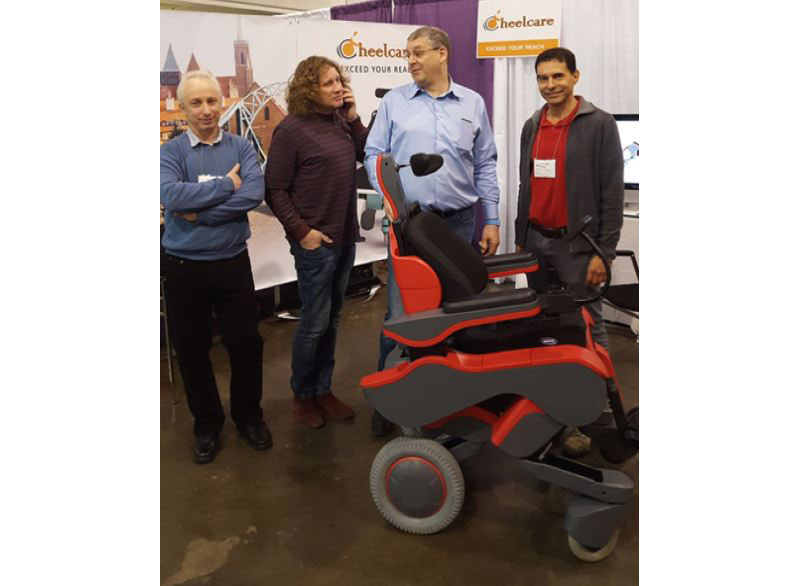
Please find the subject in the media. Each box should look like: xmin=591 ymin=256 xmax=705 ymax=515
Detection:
xmin=364 ymin=26 xmax=501 ymax=436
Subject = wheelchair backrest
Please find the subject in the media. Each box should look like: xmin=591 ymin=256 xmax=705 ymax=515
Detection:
xmin=402 ymin=211 xmax=488 ymax=303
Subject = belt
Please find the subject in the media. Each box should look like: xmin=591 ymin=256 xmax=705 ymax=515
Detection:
xmin=429 ymin=205 xmax=471 ymax=219
xmin=528 ymin=221 xmax=567 ymax=239
xmin=165 ymin=249 xmax=247 ymax=264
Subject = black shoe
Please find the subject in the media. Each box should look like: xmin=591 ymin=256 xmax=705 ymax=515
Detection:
xmin=238 ymin=422 xmax=273 ymax=450
xmin=192 ymin=434 xmax=219 ymax=464
xmin=371 ymin=410 xmax=395 ymax=438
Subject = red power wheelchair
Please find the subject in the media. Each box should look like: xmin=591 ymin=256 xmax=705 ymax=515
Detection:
xmin=360 ymin=153 xmax=639 ymax=562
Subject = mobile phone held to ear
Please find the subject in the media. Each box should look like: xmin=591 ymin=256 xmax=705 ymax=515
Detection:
xmin=341 ymin=81 xmax=354 ymax=110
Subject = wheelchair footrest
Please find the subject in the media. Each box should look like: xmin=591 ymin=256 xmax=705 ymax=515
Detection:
xmin=520 ymin=453 xmax=633 ymax=504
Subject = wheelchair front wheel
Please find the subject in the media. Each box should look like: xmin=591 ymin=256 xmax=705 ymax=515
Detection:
xmin=370 ymin=437 xmax=464 ymax=535
xmin=567 ymin=529 xmax=619 ymax=562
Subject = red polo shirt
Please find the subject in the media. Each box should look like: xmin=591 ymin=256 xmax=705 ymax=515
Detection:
xmin=529 ymin=98 xmax=581 ymax=228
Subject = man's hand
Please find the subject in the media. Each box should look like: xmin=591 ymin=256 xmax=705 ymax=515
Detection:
xmin=300 ymin=228 xmax=333 ymax=251
xmin=226 ymin=163 xmax=242 ymax=191
xmin=515 ymin=244 xmax=524 ymax=253
xmin=479 ymin=225 xmax=500 ymax=256
xmin=341 ymin=88 xmax=358 ymax=122
xmin=585 ymin=255 xmax=608 ymax=287
xmin=174 ymin=212 xmax=197 ymax=222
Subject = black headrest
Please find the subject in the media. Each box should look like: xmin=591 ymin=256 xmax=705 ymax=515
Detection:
xmin=410 ymin=154 xmax=444 ymax=176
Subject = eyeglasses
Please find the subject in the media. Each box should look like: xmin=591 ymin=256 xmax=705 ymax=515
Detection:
xmin=407 ymin=47 xmax=442 ymax=62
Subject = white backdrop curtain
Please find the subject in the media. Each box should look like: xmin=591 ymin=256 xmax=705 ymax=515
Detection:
xmin=493 ymin=0 xmax=639 ymax=256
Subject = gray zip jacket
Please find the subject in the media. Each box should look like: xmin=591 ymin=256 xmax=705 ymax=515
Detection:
xmin=514 ymin=97 xmax=624 ymax=260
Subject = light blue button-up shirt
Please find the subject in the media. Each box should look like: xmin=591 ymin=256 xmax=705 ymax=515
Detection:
xmin=364 ymin=80 xmax=500 ymax=224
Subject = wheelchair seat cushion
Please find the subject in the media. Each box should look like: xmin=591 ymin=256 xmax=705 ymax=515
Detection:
xmin=403 ymin=211 xmax=488 ymax=303
xmin=450 ymin=311 xmax=587 ymax=354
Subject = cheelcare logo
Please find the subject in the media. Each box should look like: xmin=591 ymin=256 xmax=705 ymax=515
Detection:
xmin=336 ymin=32 xmax=360 ymax=59
xmin=483 ymin=10 xmax=555 ymax=31
xmin=336 ymin=31 xmax=409 ymax=60
xmin=483 ymin=10 xmax=501 ymax=31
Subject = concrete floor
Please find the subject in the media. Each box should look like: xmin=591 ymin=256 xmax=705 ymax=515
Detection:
xmin=161 ymin=285 xmax=639 ymax=586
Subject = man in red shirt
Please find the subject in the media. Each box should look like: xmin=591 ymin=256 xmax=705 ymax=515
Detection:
xmin=514 ymin=48 xmax=624 ymax=457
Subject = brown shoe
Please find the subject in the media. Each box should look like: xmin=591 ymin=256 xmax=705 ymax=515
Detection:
xmin=315 ymin=393 xmax=355 ymax=421
xmin=294 ymin=398 xmax=325 ymax=429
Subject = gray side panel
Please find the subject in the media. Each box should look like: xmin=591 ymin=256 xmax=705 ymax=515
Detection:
xmin=384 ymin=301 xmax=540 ymax=345
xmin=447 ymin=439 xmax=483 ymax=463
xmin=438 ymin=417 xmax=493 ymax=443
xmin=364 ymin=362 xmax=606 ymax=427
xmin=498 ymin=412 xmax=562 ymax=458
xmin=564 ymin=496 xmax=630 ymax=549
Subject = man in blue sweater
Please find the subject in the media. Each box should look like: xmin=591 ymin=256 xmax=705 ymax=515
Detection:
xmin=160 ymin=70 xmax=270 ymax=464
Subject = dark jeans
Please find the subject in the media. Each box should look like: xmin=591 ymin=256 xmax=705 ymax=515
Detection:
xmin=378 ymin=206 xmax=477 ymax=371
xmin=162 ymin=249 xmax=264 ymax=436
xmin=289 ymin=241 xmax=356 ymax=399
xmin=522 ymin=227 xmax=609 ymax=349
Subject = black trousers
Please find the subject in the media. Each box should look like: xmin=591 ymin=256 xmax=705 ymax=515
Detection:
xmin=162 ymin=249 xmax=263 ymax=436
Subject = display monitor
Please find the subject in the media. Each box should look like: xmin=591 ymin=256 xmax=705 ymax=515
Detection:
xmin=614 ymin=114 xmax=639 ymax=190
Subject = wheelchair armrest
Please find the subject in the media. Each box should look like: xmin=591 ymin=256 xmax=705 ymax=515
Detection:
xmin=482 ymin=252 xmax=538 ymax=277
xmin=384 ymin=291 xmax=541 ymax=347
xmin=442 ymin=288 xmax=536 ymax=313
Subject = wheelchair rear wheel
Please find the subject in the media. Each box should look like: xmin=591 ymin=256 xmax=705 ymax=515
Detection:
xmin=370 ymin=437 xmax=464 ymax=535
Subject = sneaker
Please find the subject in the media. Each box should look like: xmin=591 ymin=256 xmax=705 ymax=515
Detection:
xmin=294 ymin=397 xmax=325 ymax=429
xmin=561 ymin=429 xmax=591 ymax=458
xmin=315 ymin=393 xmax=355 ymax=421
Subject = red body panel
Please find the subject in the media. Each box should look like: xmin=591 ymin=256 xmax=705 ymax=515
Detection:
xmin=389 ymin=229 xmax=442 ymax=314
xmin=360 ymin=345 xmax=611 ymax=389
xmin=425 ymin=406 xmax=499 ymax=430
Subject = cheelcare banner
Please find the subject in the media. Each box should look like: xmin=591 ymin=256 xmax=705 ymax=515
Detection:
xmin=476 ymin=0 xmax=562 ymax=59
xmin=294 ymin=19 xmax=418 ymax=118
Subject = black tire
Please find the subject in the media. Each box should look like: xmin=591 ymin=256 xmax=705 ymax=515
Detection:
xmin=370 ymin=437 xmax=464 ymax=535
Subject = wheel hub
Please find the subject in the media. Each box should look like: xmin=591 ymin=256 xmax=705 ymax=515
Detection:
xmin=386 ymin=457 xmax=446 ymax=518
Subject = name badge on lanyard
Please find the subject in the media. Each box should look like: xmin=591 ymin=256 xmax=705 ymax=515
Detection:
xmin=533 ymin=120 xmax=566 ymax=180
xmin=198 ymin=174 xmax=222 ymax=183
xmin=533 ymin=159 xmax=556 ymax=179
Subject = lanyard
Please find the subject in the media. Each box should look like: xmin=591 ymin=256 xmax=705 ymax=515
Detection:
xmin=198 ymin=141 xmax=222 ymax=178
xmin=533 ymin=115 xmax=568 ymax=162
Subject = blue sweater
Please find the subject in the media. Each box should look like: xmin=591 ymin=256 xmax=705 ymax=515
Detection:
xmin=160 ymin=131 xmax=264 ymax=260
